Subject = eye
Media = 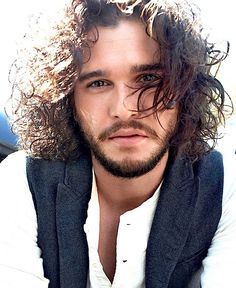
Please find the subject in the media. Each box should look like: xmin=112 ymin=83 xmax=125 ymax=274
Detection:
xmin=139 ymin=73 xmax=158 ymax=82
xmin=87 ymin=80 xmax=109 ymax=88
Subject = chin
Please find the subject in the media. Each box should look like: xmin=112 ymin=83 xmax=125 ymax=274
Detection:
xmin=93 ymin=148 xmax=168 ymax=179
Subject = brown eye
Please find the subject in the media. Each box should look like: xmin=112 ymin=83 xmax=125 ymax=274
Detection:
xmin=88 ymin=80 xmax=108 ymax=88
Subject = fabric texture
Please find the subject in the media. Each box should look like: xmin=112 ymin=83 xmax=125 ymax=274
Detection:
xmin=26 ymin=150 xmax=224 ymax=288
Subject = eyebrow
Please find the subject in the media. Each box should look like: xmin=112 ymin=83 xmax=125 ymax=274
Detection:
xmin=78 ymin=63 xmax=162 ymax=82
xmin=131 ymin=63 xmax=163 ymax=73
xmin=78 ymin=70 xmax=107 ymax=82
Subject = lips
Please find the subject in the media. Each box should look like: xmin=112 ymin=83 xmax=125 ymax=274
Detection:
xmin=108 ymin=129 xmax=148 ymax=146
xmin=108 ymin=129 xmax=147 ymax=139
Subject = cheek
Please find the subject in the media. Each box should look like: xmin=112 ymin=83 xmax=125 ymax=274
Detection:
xmin=79 ymin=108 xmax=95 ymax=124
xmin=77 ymin=108 xmax=99 ymax=135
xmin=136 ymin=89 xmax=155 ymax=111
xmin=156 ymin=108 xmax=178 ymax=131
xmin=75 ymin=97 xmax=103 ymax=135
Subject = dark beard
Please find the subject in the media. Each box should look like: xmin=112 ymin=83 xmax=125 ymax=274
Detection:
xmin=90 ymin=142 xmax=169 ymax=178
xmin=76 ymin=118 xmax=174 ymax=178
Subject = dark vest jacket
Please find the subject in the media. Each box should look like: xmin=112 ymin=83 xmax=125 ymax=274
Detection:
xmin=26 ymin=150 xmax=224 ymax=288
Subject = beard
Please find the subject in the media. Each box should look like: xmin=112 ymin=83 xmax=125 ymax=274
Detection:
xmin=76 ymin=118 xmax=174 ymax=179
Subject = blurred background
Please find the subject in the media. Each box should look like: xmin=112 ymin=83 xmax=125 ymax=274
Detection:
xmin=0 ymin=0 xmax=235 ymax=160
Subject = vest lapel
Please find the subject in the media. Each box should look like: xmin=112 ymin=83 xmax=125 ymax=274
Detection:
xmin=56 ymin=154 xmax=92 ymax=288
xmin=146 ymin=156 xmax=199 ymax=288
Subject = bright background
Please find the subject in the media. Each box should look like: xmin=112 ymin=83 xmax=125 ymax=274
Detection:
xmin=0 ymin=0 xmax=235 ymax=108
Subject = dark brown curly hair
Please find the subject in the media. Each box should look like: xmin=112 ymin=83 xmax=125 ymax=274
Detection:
xmin=9 ymin=0 xmax=233 ymax=160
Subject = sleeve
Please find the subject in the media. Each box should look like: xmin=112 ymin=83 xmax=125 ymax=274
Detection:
xmin=201 ymin=152 xmax=236 ymax=287
xmin=0 ymin=151 xmax=49 ymax=288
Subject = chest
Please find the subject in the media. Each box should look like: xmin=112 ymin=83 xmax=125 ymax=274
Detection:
xmin=26 ymin=151 xmax=224 ymax=288
xmin=88 ymin=206 xmax=151 ymax=287
xmin=98 ymin=210 xmax=120 ymax=282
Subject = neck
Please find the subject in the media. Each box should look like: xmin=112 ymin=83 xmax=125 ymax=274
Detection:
xmin=92 ymin=151 xmax=169 ymax=214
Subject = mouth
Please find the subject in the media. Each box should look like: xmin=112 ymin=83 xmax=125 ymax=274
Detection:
xmin=109 ymin=128 xmax=147 ymax=138
xmin=108 ymin=129 xmax=148 ymax=145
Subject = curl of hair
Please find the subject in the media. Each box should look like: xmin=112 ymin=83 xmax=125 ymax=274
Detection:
xmin=9 ymin=0 xmax=233 ymax=160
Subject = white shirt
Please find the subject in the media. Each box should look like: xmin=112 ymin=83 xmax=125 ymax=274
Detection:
xmin=0 ymin=151 xmax=49 ymax=288
xmin=0 ymin=149 xmax=236 ymax=287
xmin=84 ymin=171 xmax=161 ymax=288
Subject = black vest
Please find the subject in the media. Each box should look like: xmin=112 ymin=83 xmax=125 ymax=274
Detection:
xmin=26 ymin=151 xmax=223 ymax=288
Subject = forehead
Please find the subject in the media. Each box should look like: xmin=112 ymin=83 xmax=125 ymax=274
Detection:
xmin=81 ymin=20 xmax=160 ymax=72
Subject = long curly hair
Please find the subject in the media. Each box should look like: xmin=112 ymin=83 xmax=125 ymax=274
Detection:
xmin=9 ymin=0 xmax=233 ymax=160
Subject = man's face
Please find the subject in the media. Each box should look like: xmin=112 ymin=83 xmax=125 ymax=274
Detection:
xmin=74 ymin=20 xmax=178 ymax=178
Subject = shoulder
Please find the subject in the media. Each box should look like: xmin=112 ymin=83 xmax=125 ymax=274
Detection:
xmin=0 ymin=151 xmax=37 ymax=226
xmin=215 ymin=116 xmax=236 ymax=198
xmin=0 ymin=151 xmax=31 ymax=207
xmin=221 ymin=151 xmax=236 ymax=206
xmin=0 ymin=153 xmax=49 ymax=286
xmin=0 ymin=150 xmax=27 ymax=186
xmin=0 ymin=150 xmax=26 ymax=167
xmin=202 ymin=149 xmax=236 ymax=205
xmin=26 ymin=153 xmax=92 ymax=196
xmin=200 ymin=151 xmax=236 ymax=286
xmin=0 ymin=151 xmax=38 ymax=242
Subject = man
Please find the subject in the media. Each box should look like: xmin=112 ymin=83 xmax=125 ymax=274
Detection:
xmin=0 ymin=0 xmax=235 ymax=287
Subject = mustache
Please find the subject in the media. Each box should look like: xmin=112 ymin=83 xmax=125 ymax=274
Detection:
xmin=98 ymin=120 xmax=159 ymax=141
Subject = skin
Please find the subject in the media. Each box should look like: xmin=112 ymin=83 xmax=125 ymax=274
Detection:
xmin=74 ymin=20 xmax=178 ymax=282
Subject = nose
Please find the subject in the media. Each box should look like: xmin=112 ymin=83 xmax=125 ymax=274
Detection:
xmin=109 ymin=84 xmax=138 ymax=121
